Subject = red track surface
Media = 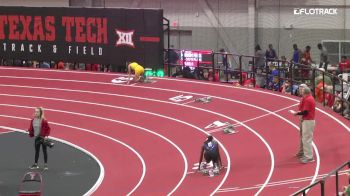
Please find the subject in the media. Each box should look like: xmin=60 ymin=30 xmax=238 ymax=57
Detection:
xmin=0 ymin=66 xmax=349 ymax=195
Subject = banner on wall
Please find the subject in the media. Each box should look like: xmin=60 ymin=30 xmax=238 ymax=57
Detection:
xmin=0 ymin=6 xmax=164 ymax=70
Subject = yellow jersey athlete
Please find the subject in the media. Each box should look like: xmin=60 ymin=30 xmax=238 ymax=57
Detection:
xmin=127 ymin=62 xmax=145 ymax=84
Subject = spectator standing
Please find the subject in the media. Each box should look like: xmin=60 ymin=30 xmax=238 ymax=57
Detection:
xmin=317 ymin=43 xmax=328 ymax=71
xmin=291 ymin=44 xmax=303 ymax=64
xmin=291 ymin=85 xmax=316 ymax=164
xmin=255 ymin=44 xmax=265 ymax=69
xmin=265 ymin=44 xmax=278 ymax=61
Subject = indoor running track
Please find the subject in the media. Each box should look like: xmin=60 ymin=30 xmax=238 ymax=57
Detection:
xmin=0 ymin=66 xmax=349 ymax=196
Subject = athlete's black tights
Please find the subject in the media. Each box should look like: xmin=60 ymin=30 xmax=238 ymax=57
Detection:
xmin=34 ymin=137 xmax=48 ymax=164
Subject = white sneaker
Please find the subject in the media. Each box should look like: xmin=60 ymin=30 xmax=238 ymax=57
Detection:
xmin=300 ymin=157 xmax=315 ymax=164
xmin=213 ymin=167 xmax=220 ymax=174
xmin=208 ymin=169 xmax=214 ymax=177
xmin=29 ymin=164 xmax=39 ymax=169
xmin=199 ymin=162 xmax=207 ymax=170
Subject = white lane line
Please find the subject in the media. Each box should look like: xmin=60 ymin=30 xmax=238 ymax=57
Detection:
xmin=151 ymin=78 xmax=325 ymax=194
xmin=0 ymin=66 xmax=348 ymax=132
xmin=233 ymin=103 xmax=299 ymax=126
xmin=0 ymin=91 xmax=274 ymax=194
xmin=153 ymin=76 xmax=350 ymax=131
xmin=0 ymin=103 xmax=187 ymax=196
xmin=218 ymin=170 xmax=350 ymax=193
xmin=0 ymin=130 xmax=15 ymax=135
xmin=0 ymin=125 xmax=105 ymax=196
xmin=207 ymin=103 xmax=299 ymax=134
xmin=1 ymin=67 xmax=348 ymax=194
xmin=0 ymin=114 xmax=145 ymax=195
xmin=0 ymin=76 xmax=324 ymax=194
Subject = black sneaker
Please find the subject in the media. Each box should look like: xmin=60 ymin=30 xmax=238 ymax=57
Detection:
xmin=295 ymin=152 xmax=304 ymax=158
xmin=29 ymin=164 xmax=39 ymax=169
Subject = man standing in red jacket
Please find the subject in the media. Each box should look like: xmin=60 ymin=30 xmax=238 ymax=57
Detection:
xmin=28 ymin=107 xmax=51 ymax=170
xmin=291 ymin=85 xmax=316 ymax=164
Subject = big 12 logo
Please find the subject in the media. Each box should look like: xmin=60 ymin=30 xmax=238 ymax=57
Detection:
xmin=115 ymin=29 xmax=135 ymax=48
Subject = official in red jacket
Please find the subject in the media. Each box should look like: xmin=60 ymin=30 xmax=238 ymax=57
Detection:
xmin=28 ymin=107 xmax=51 ymax=170
xmin=292 ymin=85 xmax=316 ymax=164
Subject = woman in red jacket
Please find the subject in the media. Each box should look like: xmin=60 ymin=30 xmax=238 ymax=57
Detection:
xmin=28 ymin=107 xmax=51 ymax=170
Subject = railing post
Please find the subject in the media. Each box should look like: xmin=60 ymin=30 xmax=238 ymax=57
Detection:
xmin=265 ymin=60 xmax=269 ymax=89
xmin=197 ymin=51 xmax=200 ymax=73
xmin=252 ymin=57 xmax=256 ymax=87
xmin=341 ymin=73 xmax=344 ymax=116
xmin=301 ymin=65 xmax=304 ymax=83
xmin=167 ymin=49 xmax=171 ymax=77
xmin=182 ymin=50 xmax=185 ymax=72
xmin=336 ymin=171 xmax=339 ymax=195
xmin=348 ymin=162 xmax=350 ymax=185
xmin=225 ymin=53 xmax=228 ymax=83
xmin=312 ymin=68 xmax=316 ymax=97
xmin=322 ymin=71 xmax=326 ymax=106
xmin=332 ymin=75 xmax=336 ymax=99
xmin=212 ymin=51 xmax=215 ymax=82
xmin=239 ymin=55 xmax=243 ymax=85
xmin=290 ymin=62 xmax=294 ymax=95
xmin=321 ymin=180 xmax=325 ymax=196
xmin=276 ymin=60 xmax=280 ymax=91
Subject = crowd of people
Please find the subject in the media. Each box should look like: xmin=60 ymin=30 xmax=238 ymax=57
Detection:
xmin=0 ymin=59 xmax=113 ymax=72
xmin=2 ymin=42 xmax=350 ymax=120
xmin=251 ymin=43 xmax=350 ymax=119
xmin=183 ymin=42 xmax=350 ymax=121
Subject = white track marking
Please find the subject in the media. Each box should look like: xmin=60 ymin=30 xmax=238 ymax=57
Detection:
xmin=0 ymin=125 xmax=105 ymax=196
xmin=156 ymin=76 xmax=350 ymax=132
xmin=0 ymin=115 xmax=146 ymax=195
xmin=0 ymin=103 xmax=189 ymax=196
xmin=0 ymin=71 xmax=336 ymax=194
xmin=0 ymin=130 xmax=15 ymax=135
xmin=0 ymin=81 xmax=304 ymax=195
xmin=218 ymin=170 xmax=350 ymax=193
xmin=0 ymin=91 xmax=274 ymax=195
xmin=0 ymin=67 xmax=348 ymax=194
xmin=207 ymin=103 xmax=299 ymax=134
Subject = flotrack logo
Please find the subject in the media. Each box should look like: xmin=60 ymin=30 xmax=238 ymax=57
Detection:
xmin=294 ymin=8 xmax=338 ymax=15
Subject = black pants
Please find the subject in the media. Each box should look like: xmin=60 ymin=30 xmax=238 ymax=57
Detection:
xmin=204 ymin=152 xmax=218 ymax=164
xmin=319 ymin=62 xmax=328 ymax=71
xmin=34 ymin=137 xmax=48 ymax=164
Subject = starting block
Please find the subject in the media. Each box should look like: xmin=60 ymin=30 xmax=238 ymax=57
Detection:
xmin=140 ymin=76 xmax=155 ymax=84
xmin=223 ymin=124 xmax=238 ymax=134
xmin=199 ymin=162 xmax=220 ymax=177
xmin=201 ymin=168 xmax=220 ymax=177
xmin=195 ymin=96 xmax=212 ymax=104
